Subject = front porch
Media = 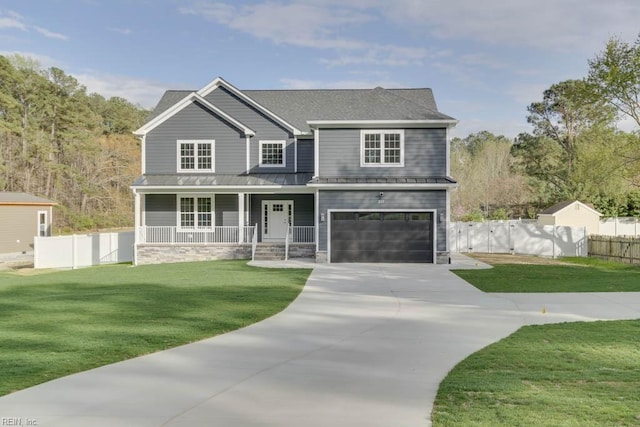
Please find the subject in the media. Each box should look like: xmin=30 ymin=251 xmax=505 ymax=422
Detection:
xmin=133 ymin=191 xmax=316 ymax=265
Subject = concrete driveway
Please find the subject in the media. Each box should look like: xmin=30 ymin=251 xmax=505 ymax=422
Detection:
xmin=1 ymin=256 xmax=640 ymax=426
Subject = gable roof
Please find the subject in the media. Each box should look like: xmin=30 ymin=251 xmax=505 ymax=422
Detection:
xmin=144 ymin=79 xmax=457 ymax=135
xmin=134 ymin=92 xmax=256 ymax=137
xmin=539 ymin=200 xmax=601 ymax=216
xmin=0 ymin=192 xmax=56 ymax=205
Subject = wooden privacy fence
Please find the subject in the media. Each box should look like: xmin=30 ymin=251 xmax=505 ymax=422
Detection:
xmin=588 ymin=235 xmax=640 ymax=264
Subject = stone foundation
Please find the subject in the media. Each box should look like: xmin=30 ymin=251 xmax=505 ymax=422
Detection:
xmin=315 ymin=251 xmax=328 ymax=263
xmin=136 ymin=244 xmax=251 ymax=265
xmin=288 ymin=243 xmax=316 ymax=259
xmin=436 ymin=251 xmax=450 ymax=264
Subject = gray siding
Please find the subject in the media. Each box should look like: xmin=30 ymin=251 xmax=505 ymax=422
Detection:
xmin=145 ymin=194 xmax=176 ymax=226
xmin=215 ymin=194 xmax=238 ymax=227
xmin=318 ymin=128 xmax=447 ymax=177
xmin=250 ymin=194 xmax=314 ymax=240
xmin=297 ymin=138 xmax=314 ymax=173
xmin=146 ymin=101 xmax=247 ymax=174
xmin=317 ymin=190 xmax=447 ymax=252
xmin=205 ymin=87 xmax=296 ymax=173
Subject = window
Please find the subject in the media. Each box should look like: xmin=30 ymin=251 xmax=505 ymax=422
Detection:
xmin=259 ymin=140 xmax=286 ymax=167
xmin=361 ymin=130 xmax=404 ymax=167
xmin=177 ymin=140 xmax=214 ymax=172
xmin=179 ymin=196 xmax=213 ymax=228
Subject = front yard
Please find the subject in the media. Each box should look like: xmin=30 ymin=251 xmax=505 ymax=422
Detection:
xmin=0 ymin=261 xmax=310 ymax=396
xmin=433 ymin=255 xmax=640 ymax=426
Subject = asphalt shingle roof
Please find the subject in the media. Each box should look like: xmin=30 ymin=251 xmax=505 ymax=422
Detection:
xmin=0 ymin=192 xmax=56 ymax=205
xmin=148 ymin=86 xmax=455 ymax=133
xmin=133 ymin=174 xmax=314 ymax=187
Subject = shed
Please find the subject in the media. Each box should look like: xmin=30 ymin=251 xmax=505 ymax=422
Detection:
xmin=0 ymin=192 xmax=57 ymax=254
xmin=537 ymin=200 xmax=601 ymax=235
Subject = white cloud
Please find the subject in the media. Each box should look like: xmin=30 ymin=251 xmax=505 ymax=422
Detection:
xmin=179 ymin=1 xmax=429 ymax=66
xmin=1 ymin=10 xmax=68 ymax=40
xmin=108 ymin=27 xmax=132 ymax=36
xmin=0 ymin=10 xmax=27 ymax=30
xmin=381 ymin=0 xmax=640 ymax=53
xmin=75 ymin=72 xmax=168 ymax=108
xmin=34 ymin=26 xmax=68 ymax=41
xmin=180 ymin=1 xmax=371 ymax=50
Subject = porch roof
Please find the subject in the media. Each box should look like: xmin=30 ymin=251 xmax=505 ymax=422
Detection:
xmin=309 ymin=176 xmax=457 ymax=184
xmin=133 ymin=173 xmax=314 ymax=189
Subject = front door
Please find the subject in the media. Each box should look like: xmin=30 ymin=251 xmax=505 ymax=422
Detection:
xmin=262 ymin=200 xmax=293 ymax=242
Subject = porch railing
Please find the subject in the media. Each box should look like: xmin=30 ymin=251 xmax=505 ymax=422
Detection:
xmin=138 ymin=226 xmax=256 ymax=244
xmin=137 ymin=225 xmax=311 ymax=245
xmin=291 ymin=226 xmax=315 ymax=243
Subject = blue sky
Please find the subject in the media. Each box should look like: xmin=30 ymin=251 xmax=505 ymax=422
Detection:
xmin=1 ymin=0 xmax=639 ymax=138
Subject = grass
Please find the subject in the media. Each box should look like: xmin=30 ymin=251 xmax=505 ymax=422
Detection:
xmin=452 ymin=257 xmax=640 ymax=292
xmin=432 ymin=320 xmax=640 ymax=426
xmin=0 ymin=260 xmax=311 ymax=396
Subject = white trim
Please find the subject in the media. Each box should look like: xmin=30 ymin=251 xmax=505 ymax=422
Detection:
xmin=134 ymin=92 xmax=256 ymax=137
xmin=196 ymin=77 xmax=304 ymax=136
xmin=133 ymin=191 xmax=140 ymax=265
xmin=37 ymin=209 xmax=48 ymax=237
xmin=140 ymin=134 xmax=146 ymax=174
xmin=360 ymin=130 xmax=405 ymax=168
xmin=261 ymin=200 xmax=294 ymax=242
xmin=308 ymin=119 xmax=458 ymax=129
xmin=258 ymin=140 xmax=286 ymax=168
xmin=177 ymin=140 xmax=215 ymax=173
xmin=238 ymin=192 xmax=245 ymax=243
xmin=294 ymin=136 xmax=298 ymax=173
xmin=314 ymin=189 xmax=320 ymax=253
xmin=245 ymin=136 xmax=251 ymax=173
xmin=313 ymin=129 xmax=320 ymax=178
xmin=326 ymin=208 xmax=437 ymax=264
xmin=176 ymin=194 xmax=215 ymax=229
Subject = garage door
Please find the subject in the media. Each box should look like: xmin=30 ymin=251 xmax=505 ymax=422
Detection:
xmin=330 ymin=212 xmax=434 ymax=263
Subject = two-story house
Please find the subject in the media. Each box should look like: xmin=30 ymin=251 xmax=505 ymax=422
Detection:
xmin=132 ymin=77 xmax=457 ymax=265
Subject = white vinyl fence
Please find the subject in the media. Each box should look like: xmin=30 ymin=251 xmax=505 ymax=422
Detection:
xmin=449 ymin=221 xmax=588 ymax=258
xmin=34 ymin=231 xmax=134 ymax=269
xmin=599 ymin=217 xmax=640 ymax=237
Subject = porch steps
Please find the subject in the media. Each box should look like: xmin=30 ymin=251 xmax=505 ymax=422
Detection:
xmin=253 ymin=243 xmax=286 ymax=261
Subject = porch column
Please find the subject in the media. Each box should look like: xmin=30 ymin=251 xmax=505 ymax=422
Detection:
xmin=133 ymin=190 xmax=140 ymax=266
xmin=238 ymin=192 xmax=245 ymax=243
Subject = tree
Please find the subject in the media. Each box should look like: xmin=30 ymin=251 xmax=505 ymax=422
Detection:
xmin=588 ymin=35 xmax=640 ymax=128
xmin=451 ymin=131 xmax=530 ymax=219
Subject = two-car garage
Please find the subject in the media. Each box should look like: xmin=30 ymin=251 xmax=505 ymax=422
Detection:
xmin=329 ymin=211 xmax=435 ymax=263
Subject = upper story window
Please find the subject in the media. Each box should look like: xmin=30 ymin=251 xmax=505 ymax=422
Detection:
xmin=177 ymin=140 xmax=214 ymax=172
xmin=259 ymin=140 xmax=286 ymax=168
xmin=360 ymin=130 xmax=404 ymax=167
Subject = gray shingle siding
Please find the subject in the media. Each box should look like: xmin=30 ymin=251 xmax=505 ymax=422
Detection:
xmin=317 ymin=190 xmax=447 ymax=252
xmin=296 ymin=138 xmax=314 ymax=173
xmin=318 ymin=128 xmax=447 ymax=177
xmin=145 ymin=194 xmax=176 ymax=226
xmin=204 ymin=87 xmax=297 ymax=174
xmin=146 ymin=102 xmax=246 ymax=174
xmin=216 ymin=194 xmax=239 ymax=227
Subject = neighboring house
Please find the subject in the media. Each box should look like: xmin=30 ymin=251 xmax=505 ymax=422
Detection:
xmin=132 ymin=77 xmax=458 ymax=265
xmin=0 ymin=192 xmax=56 ymax=254
xmin=537 ymin=200 xmax=601 ymax=235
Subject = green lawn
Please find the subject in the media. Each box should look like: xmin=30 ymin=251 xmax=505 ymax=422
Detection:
xmin=432 ymin=320 xmax=640 ymax=426
xmin=0 ymin=260 xmax=311 ymax=396
xmin=452 ymin=257 xmax=640 ymax=292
